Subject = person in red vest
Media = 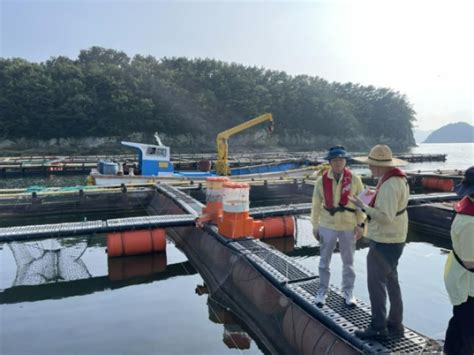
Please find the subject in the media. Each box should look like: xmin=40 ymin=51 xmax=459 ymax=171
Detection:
xmin=349 ymin=144 xmax=409 ymax=340
xmin=311 ymin=145 xmax=366 ymax=307
xmin=443 ymin=166 xmax=474 ymax=355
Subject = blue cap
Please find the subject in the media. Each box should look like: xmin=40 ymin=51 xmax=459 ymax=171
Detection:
xmin=323 ymin=145 xmax=351 ymax=161
xmin=454 ymin=166 xmax=474 ymax=197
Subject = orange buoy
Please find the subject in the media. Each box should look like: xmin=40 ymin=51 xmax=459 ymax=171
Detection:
xmin=252 ymin=216 xmax=295 ymax=239
xmin=218 ymin=182 xmax=254 ymax=238
xmin=108 ymin=253 xmax=167 ymax=281
xmin=421 ymin=177 xmax=454 ymax=192
xmin=107 ymin=228 xmax=166 ymax=257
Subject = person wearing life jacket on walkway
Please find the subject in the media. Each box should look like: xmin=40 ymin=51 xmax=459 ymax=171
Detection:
xmin=443 ymin=166 xmax=474 ymax=355
xmin=349 ymin=144 xmax=409 ymax=341
xmin=310 ymin=145 xmax=366 ymax=307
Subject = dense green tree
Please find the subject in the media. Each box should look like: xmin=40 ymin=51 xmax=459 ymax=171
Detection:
xmin=0 ymin=47 xmax=416 ymax=151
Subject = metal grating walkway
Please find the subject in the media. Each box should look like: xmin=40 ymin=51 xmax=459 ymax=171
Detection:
xmin=249 ymin=203 xmax=312 ymax=218
xmin=0 ymin=214 xmax=195 ymax=241
xmin=157 ymin=184 xmax=204 ymax=216
xmin=234 ymin=238 xmax=432 ymax=354
xmin=233 ymin=239 xmax=315 ymax=284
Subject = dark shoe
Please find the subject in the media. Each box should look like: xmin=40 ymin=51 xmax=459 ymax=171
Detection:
xmin=355 ymin=326 xmax=388 ymax=340
xmin=387 ymin=322 xmax=404 ymax=337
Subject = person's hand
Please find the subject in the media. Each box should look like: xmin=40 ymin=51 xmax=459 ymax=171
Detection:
xmin=349 ymin=195 xmax=366 ymax=211
xmin=313 ymin=227 xmax=320 ymax=241
xmin=354 ymin=225 xmax=363 ymax=240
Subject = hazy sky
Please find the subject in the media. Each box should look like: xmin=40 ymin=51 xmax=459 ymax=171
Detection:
xmin=1 ymin=0 xmax=472 ymax=130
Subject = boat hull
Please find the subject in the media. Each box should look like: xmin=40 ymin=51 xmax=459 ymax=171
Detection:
xmin=90 ymin=166 xmax=317 ymax=186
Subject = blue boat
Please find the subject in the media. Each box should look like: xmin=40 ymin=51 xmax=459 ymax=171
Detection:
xmin=90 ymin=138 xmax=315 ymax=186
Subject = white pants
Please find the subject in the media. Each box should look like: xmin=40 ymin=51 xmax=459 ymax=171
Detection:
xmin=318 ymin=226 xmax=356 ymax=295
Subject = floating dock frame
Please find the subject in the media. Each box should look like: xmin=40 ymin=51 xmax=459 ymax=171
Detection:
xmin=0 ymin=182 xmax=444 ymax=353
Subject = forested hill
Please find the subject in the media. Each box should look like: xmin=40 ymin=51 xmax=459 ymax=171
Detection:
xmin=0 ymin=47 xmax=416 ymax=152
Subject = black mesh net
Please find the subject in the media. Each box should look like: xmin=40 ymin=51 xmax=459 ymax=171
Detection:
xmin=8 ymin=239 xmax=90 ymax=286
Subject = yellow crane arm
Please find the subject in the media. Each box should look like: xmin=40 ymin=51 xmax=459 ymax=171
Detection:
xmin=216 ymin=113 xmax=274 ymax=175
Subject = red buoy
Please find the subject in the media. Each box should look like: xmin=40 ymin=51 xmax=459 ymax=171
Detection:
xmin=107 ymin=228 xmax=166 ymax=258
xmin=253 ymin=216 xmax=295 ymax=239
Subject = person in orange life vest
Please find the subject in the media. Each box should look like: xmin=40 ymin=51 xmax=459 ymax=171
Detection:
xmin=443 ymin=166 xmax=474 ymax=355
xmin=349 ymin=144 xmax=409 ymax=340
xmin=311 ymin=146 xmax=366 ymax=307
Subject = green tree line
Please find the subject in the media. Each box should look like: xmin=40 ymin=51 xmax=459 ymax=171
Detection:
xmin=0 ymin=46 xmax=416 ymax=152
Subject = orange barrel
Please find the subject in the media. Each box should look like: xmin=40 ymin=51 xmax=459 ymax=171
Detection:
xmin=232 ymin=259 xmax=287 ymax=314
xmin=218 ymin=182 xmax=254 ymax=238
xmin=282 ymin=304 xmax=358 ymax=355
xmin=107 ymin=253 xmax=167 ymax=281
xmin=252 ymin=216 xmax=295 ymax=239
xmin=202 ymin=176 xmax=230 ymax=224
xmin=421 ymin=177 xmax=454 ymax=192
xmin=107 ymin=228 xmax=166 ymax=257
xmin=198 ymin=160 xmax=212 ymax=172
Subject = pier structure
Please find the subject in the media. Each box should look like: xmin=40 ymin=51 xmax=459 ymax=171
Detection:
xmin=0 ymin=151 xmax=449 ymax=177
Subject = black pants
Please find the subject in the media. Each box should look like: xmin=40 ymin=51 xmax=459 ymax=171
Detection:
xmin=444 ymin=296 xmax=474 ymax=355
xmin=367 ymin=240 xmax=405 ymax=330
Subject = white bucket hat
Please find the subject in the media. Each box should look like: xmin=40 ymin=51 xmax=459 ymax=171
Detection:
xmin=353 ymin=144 xmax=407 ymax=167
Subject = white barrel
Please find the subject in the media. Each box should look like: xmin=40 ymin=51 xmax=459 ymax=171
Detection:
xmin=222 ymin=182 xmax=250 ymax=213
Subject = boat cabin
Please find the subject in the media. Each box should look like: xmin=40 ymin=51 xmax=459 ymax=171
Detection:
xmin=121 ymin=141 xmax=174 ymax=176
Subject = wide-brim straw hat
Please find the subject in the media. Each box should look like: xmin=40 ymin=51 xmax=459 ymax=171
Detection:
xmin=454 ymin=166 xmax=474 ymax=197
xmin=353 ymin=144 xmax=407 ymax=167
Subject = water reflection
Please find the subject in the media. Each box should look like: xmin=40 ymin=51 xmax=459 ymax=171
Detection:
xmin=263 ymin=236 xmax=295 ymax=253
xmin=1 ymin=238 xmax=196 ymax=304
xmin=107 ymin=253 xmax=167 ymax=281
xmin=8 ymin=239 xmax=91 ymax=286
xmin=197 ymin=284 xmax=253 ymax=350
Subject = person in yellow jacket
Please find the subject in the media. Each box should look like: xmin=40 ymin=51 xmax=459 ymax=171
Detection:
xmin=443 ymin=166 xmax=474 ymax=355
xmin=349 ymin=144 xmax=409 ymax=341
xmin=311 ymin=145 xmax=366 ymax=307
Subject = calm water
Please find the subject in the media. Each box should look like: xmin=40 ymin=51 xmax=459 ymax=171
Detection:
xmin=0 ymin=235 xmax=265 ymax=355
xmin=0 ymin=219 xmax=453 ymax=354
xmin=1 ymin=142 xmax=473 ymax=354
xmin=351 ymin=142 xmax=474 ymax=176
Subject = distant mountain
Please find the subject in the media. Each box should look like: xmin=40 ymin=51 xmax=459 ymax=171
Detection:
xmin=424 ymin=122 xmax=474 ymax=143
xmin=413 ymin=129 xmax=433 ymax=143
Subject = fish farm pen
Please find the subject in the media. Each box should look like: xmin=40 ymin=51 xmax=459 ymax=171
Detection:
xmin=0 ymin=179 xmax=453 ymax=354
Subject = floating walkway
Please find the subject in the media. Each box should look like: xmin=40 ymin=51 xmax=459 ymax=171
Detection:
xmin=0 ymin=186 xmax=457 ymax=241
xmin=232 ymin=239 xmax=431 ymax=353
xmin=0 ymin=215 xmax=195 ymax=241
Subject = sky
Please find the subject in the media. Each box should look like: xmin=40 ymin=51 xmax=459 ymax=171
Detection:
xmin=1 ymin=0 xmax=473 ymax=131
